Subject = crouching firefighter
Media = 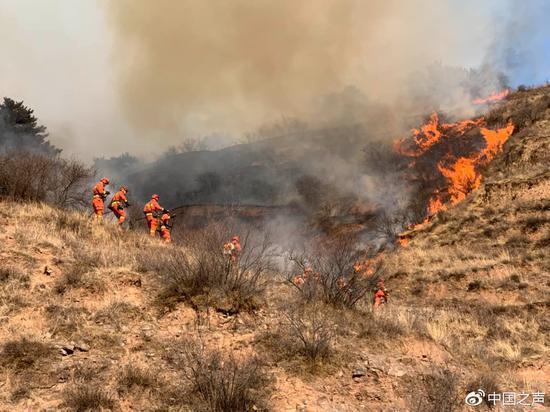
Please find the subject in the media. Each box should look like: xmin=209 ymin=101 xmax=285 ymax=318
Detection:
xmin=143 ymin=194 xmax=167 ymax=237
xmin=92 ymin=177 xmax=110 ymax=221
xmin=159 ymin=212 xmax=174 ymax=243
xmin=109 ymin=186 xmax=130 ymax=226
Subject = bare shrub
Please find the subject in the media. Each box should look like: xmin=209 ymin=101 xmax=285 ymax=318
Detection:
xmin=287 ymin=235 xmax=381 ymax=309
xmin=283 ymin=302 xmax=334 ymax=363
xmin=407 ymin=368 xmax=462 ymax=412
xmin=62 ymin=385 xmax=116 ymax=412
xmin=0 ymin=150 xmax=92 ymax=205
xmin=55 ymin=212 xmax=93 ymax=238
xmin=178 ymin=340 xmax=270 ymax=412
xmin=0 ymin=338 xmax=54 ymax=371
xmin=148 ymin=225 xmax=275 ymax=313
xmin=117 ymin=364 xmax=158 ymax=394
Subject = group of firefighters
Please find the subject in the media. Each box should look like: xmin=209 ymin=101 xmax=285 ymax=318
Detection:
xmin=92 ymin=177 xmax=172 ymax=243
xmin=92 ymin=177 xmax=242 ymax=258
xmin=92 ymin=177 xmax=386 ymax=307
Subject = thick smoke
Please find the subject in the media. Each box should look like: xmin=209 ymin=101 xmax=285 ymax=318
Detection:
xmin=104 ymin=0 xmax=509 ymax=138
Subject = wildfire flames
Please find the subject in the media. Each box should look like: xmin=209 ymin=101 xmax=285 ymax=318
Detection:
xmin=395 ymin=112 xmax=515 ymax=239
xmin=473 ymin=89 xmax=510 ymax=105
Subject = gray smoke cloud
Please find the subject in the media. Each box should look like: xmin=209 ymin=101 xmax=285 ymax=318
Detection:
xmin=104 ymin=0 xmax=512 ymax=140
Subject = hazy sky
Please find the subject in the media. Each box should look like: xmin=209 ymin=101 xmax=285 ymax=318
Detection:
xmin=0 ymin=0 xmax=132 ymax=159
xmin=0 ymin=0 xmax=548 ymax=162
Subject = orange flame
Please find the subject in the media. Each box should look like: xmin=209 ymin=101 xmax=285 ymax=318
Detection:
xmin=473 ymin=89 xmax=510 ymax=105
xmin=395 ymin=112 xmax=515 ymax=236
xmin=480 ymin=123 xmax=515 ymax=160
xmin=437 ymin=122 xmax=514 ymax=205
xmin=398 ymin=237 xmax=409 ymax=247
xmin=427 ymin=196 xmax=446 ymax=216
xmin=438 ymin=157 xmax=481 ymax=204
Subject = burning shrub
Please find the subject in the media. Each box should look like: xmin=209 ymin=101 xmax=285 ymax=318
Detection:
xmin=287 ymin=234 xmax=382 ymax=309
xmin=148 ymin=224 xmax=275 ymax=313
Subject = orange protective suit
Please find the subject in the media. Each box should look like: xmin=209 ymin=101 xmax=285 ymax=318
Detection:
xmin=160 ymin=213 xmax=172 ymax=243
xmin=92 ymin=178 xmax=109 ymax=220
xmin=373 ymin=279 xmax=388 ymax=309
xmin=223 ymin=236 xmax=242 ymax=261
xmin=109 ymin=187 xmax=129 ymax=225
xmin=143 ymin=195 xmax=164 ymax=236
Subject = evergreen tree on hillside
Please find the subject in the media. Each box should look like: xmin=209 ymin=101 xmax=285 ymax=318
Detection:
xmin=0 ymin=97 xmax=60 ymax=156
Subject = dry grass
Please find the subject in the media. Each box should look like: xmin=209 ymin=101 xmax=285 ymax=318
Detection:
xmin=93 ymin=300 xmax=142 ymax=331
xmin=62 ymin=385 xmax=117 ymax=412
xmin=54 ymin=264 xmax=107 ymax=295
xmin=117 ymin=364 xmax=159 ymax=394
xmin=407 ymin=367 xmax=462 ymax=412
xmin=0 ymin=265 xmax=30 ymax=316
xmin=46 ymin=304 xmax=90 ymax=339
xmin=0 ymin=337 xmax=54 ymax=371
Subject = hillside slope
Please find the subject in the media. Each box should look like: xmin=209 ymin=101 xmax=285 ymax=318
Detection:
xmin=0 ymin=86 xmax=548 ymax=411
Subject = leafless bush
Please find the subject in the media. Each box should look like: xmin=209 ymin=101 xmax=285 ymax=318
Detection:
xmin=0 ymin=150 xmax=92 ymax=206
xmin=178 ymin=340 xmax=270 ymax=412
xmin=408 ymin=368 xmax=462 ymax=412
xmin=147 ymin=225 xmax=275 ymax=313
xmin=62 ymin=385 xmax=116 ymax=412
xmin=283 ymin=302 xmax=334 ymax=363
xmin=287 ymin=235 xmax=381 ymax=309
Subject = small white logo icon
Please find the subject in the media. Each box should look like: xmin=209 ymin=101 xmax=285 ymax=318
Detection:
xmin=465 ymin=389 xmax=485 ymax=406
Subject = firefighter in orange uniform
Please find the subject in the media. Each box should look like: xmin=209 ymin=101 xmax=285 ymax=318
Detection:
xmin=223 ymin=236 xmax=242 ymax=262
xmin=373 ymin=278 xmax=388 ymax=309
xmin=160 ymin=212 xmax=172 ymax=243
xmin=143 ymin=194 xmax=167 ymax=236
xmin=109 ymin=186 xmax=130 ymax=226
xmin=92 ymin=177 xmax=110 ymax=221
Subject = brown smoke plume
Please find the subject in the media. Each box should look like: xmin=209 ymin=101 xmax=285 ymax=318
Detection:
xmin=104 ymin=0 xmax=498 ymax=137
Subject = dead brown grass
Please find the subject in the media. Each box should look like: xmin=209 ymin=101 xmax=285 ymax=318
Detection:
xmin=0 ymin=337 xmax=54 ymax=371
